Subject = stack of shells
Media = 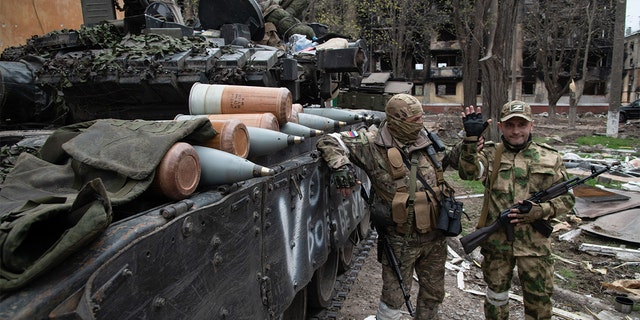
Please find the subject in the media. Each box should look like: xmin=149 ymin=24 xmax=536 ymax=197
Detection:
xmin=155 ymin=82 xmax=367 ymax=200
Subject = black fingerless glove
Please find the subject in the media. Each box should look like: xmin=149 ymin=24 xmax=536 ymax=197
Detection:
xmin=462 ymin=112 xmax=486 ymax=137
xmin=332 ymin=165 xmax=357 ymax=189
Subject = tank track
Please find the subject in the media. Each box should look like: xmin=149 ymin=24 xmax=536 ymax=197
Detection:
xmin=308 ymin=230 xmax=377 ymax=320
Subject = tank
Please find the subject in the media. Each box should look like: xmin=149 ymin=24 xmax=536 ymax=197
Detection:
xmin=0 ymin=0 xmax=378 ymax=319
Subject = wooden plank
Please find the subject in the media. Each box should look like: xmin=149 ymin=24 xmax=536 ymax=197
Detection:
xmin=579 ymin=243 xmax=640 ymax=258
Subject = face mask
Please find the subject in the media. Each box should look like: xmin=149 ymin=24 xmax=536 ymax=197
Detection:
xmin=387 ymin=117 xmax=423 ymax=144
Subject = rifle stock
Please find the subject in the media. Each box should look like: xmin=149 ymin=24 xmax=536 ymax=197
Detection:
xmin=460 ymin=210 xmax=513 ymax=254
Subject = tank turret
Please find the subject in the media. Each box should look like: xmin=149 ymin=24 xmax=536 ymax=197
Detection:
xmin=0 ymin=0 xmax=367 ymax=130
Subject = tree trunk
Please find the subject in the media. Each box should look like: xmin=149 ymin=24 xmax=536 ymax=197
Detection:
xmin=453 ymin=0 xmax=484 ymax=108
xmin=479 ymin=0 xmax=517 ymax=142
xmin=607 ymin=0 xmax=626 ymax=137
xmin=569 ymin=0 xmax=597 ymax=129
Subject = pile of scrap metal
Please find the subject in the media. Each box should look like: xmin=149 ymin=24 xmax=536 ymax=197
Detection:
xmin=558 ymin=152 xmax=640 ymax=245
xmin=563 ymin=152 xmax=640 ymax=179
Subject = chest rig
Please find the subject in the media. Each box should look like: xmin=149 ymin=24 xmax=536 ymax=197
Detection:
xmin=387 ymin=145 xmax=444 ymax=234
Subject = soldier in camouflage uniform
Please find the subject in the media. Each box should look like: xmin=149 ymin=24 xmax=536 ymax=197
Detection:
xmin=256 ymin=0 xmax=316 ymax=40
xmin=458 ymin=101 xmax=576 ymax=320
xmin=316 ymin=94 xmax=464 ymax=320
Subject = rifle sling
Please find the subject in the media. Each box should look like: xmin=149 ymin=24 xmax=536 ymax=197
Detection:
xmin=477 ymin=143 xmax=502 ymax=228
xmin=398 ymin=147 xmax=439 ymax=199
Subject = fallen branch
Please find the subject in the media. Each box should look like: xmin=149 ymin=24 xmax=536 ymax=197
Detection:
xmin=554 ymin=286 xmax=613 ymax=313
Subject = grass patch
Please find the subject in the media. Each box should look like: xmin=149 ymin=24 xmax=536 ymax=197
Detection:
xmin=576 ymin=135 xmax=640 ymax=150
xmin=582 ymin=177 xmax=622 ymax=190
xmin=556 ymin=267 xmax=576 ymax=280
xmin=555 ymin=267 xmax=578 ymax=289
xmin=447 ymin=171 xmax=485 ymax=194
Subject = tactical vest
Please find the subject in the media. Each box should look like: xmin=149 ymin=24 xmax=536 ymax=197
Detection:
xmin=387 ymin=147 xmax=441 ymax=234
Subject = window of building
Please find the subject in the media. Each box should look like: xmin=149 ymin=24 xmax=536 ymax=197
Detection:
xmin=435 ymin=82 xmax=456 ymax=95
xmin=523 ymin=54 xmax=536 ymax=68
xmin=414 ymin=85 xmax=424 ymax=96
xmin=435 ymin=55 xmax=458 ymax=68
xmin=522 ymin=81 xmax=535 ymax=95
xmin=583 ymin=81 xmax=607 ymax=95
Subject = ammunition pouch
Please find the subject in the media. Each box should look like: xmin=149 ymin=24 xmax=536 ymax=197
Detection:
xmin=392 ymin=190 xmax=436 ymax=234
xmin=391 ymin=191 xmax=409 ymax=226
xmin=413 ymin=191 xmax=434 ymax=233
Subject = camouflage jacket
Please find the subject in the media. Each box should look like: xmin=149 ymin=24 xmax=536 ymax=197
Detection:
xmin=458 ymin=139 xmax=575 ymax=256
xmin=316 ymin=123 xmax=456 ymax=210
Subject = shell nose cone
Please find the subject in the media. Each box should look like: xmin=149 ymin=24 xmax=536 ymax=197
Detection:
xmin=256 ymin=166 xmax=276 ymax=177
xmin=290 ymin=136 xmax=305 ymax=144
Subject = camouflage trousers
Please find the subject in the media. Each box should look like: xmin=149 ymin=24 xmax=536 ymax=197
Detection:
xmin=379 ymin=228 xmax=446 ymax=320
xmin=481 ymin=248 xmax=555 ymax=320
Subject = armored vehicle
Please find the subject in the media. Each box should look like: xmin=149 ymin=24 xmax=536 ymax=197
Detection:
xmin=0 ymin=0 xmax=376 ymax=319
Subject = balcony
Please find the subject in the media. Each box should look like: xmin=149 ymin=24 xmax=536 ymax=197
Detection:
xmin=430 ymin=66 xmax=463 ymax=79
xmin=429 ymin=40 xmax=461 ymax=51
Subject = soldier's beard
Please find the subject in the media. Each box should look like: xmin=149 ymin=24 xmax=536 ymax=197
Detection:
xmin=501 ymin=134 xmax=532 ymax=151
xmin=387 ymin=117 xmax=423 ymax=144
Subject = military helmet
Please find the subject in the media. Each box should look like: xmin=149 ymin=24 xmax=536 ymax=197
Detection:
xmin=385 ymin=94 xmax=423 ymax=121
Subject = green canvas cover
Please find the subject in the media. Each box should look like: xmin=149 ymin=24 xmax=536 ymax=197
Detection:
xmin=0 ymin=118 xmax=216 ymax=291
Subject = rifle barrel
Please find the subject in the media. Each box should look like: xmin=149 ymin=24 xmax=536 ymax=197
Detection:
xmin=378 ymin=228 xmax=415 ymax=316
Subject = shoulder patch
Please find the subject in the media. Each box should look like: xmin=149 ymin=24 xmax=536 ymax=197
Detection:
xmin=340 ymin=130 xmax=359 ymax=138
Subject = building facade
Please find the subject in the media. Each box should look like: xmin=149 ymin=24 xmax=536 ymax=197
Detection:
xmin=339 ymin=1 xmax=638 ymax=115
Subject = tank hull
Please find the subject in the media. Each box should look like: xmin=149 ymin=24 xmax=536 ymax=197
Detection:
xmin=0 ymin=134 xmax=371 ymax=320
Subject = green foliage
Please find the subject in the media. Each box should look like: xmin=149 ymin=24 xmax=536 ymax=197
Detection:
xmin=313 ymin=0 xmax=445 ymax=76
xmin=575 ymin=135 xmax=640 ymax=150
xmin=313 ymin=0 xmax=361 ymax=38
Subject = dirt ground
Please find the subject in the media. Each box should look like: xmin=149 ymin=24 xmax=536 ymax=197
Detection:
xmin=335 ymin=112 xmax=640 ymax=320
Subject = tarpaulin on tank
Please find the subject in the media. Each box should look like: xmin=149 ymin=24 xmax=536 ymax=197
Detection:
xmin=0 ymin=59 xmax=52 ymax=124
xmin=0 ymin=118 xmax=216 ymax=291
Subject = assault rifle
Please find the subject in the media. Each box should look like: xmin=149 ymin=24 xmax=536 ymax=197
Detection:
xmin=360 ymin=186 xmax=415 ymax=317
xmin=460 ymin=164 xmax=617 ymax=254
xmin=377 ymin=226 xmax=415 ymax=317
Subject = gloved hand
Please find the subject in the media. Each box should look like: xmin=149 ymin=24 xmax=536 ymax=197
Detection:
xmin=332 ymin=165 xmax=357 ymax=189
xmin=462 ymin=112 xmax=486 ymax=137
xmin=511 ymin=200 xmax=544 ymax=224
